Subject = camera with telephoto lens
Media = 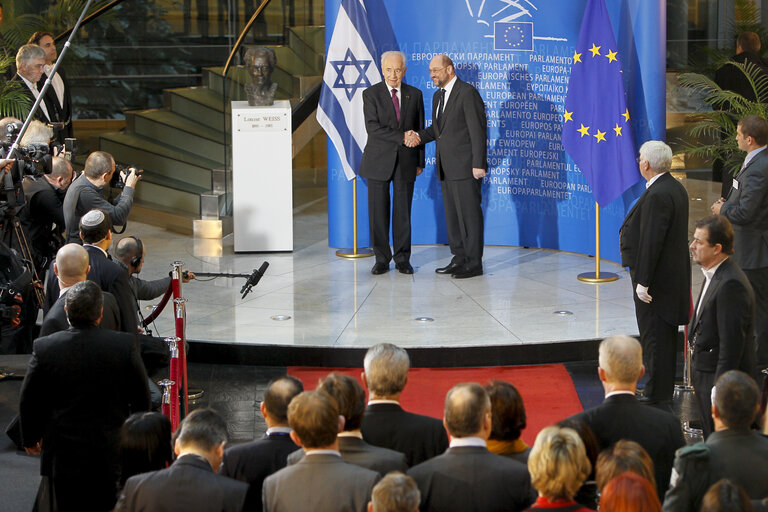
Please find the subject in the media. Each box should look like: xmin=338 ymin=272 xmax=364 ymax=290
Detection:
xmin=111 ymin=164 xmax=142 ymax=189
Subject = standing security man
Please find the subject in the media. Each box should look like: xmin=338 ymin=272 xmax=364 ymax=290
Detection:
xmin=359 ymin=51 xmax=424 ymax=275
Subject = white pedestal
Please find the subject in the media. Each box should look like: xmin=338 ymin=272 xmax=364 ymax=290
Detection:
xmin=231 ymin=100 xmax=293 ymax=252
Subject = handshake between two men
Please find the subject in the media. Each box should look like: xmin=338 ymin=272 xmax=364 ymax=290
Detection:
xmin=403 ymin=130 xmax=421 ymax=148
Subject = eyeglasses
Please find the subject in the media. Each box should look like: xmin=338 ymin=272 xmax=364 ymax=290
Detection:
xmin=429 ymin=66 xmax=447 ymax=73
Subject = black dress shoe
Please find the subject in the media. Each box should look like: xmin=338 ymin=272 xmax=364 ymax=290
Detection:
xmin=396 ymin=262 xmax=414 ymax=274
xmin=452 ymin=267 xmax=483 ymax=279
xmin=371 ymin=263 xmax=389 ymax=275
xmin=435 ymin=262 xmax=461 ymax=274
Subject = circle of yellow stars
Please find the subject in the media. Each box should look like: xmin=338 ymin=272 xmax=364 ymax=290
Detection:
xmin=564 ymin=43 xmax=628 ymax=144
xmin=503 ymin=25 xmax=526 ymax=49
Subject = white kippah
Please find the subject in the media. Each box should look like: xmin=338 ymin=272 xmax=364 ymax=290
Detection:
xmin=81 ymin=210 xmax=106 ymax=227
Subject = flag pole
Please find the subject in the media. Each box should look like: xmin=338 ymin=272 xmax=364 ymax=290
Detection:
xmin=578 ymin=202 xmax=618 ymax=283
xmin=336 ymin=177 xmax=373 ymax=258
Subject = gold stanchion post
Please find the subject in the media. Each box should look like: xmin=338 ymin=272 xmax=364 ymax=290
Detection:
xmin=337 ymin=176 xmax=374 ymax=259
xmin=578 ymin=202 xmax=619 ymax=283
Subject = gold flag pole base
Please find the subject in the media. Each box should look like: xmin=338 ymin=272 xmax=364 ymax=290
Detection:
xmin=335 ymin=176 xmax=374 ymax=260
xmin=577 ymin=201 xmax=619 ymax=284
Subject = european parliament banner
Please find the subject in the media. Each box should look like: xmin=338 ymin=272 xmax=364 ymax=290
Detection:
xmin=325 ymin=0 xmax=665 ymax=263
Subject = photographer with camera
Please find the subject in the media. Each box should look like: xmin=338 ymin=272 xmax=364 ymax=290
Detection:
xmin=63 ymin=151 xmax=140 ymax=244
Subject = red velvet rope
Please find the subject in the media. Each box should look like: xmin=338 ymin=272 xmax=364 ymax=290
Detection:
xmin=142 ymin=282 xmax=173 ymax=326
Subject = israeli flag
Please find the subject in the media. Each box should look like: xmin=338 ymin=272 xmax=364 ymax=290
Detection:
xmin=317 ymin=0 xmax=383 ymax=180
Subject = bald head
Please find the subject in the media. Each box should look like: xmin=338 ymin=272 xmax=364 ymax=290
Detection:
xmin=598 ymin=335 xmax=643 ymax=385
xmin=54 ymin=244 xmax=90 ymax=284
xmin=444 ymin=382 xmax=491 ymax=438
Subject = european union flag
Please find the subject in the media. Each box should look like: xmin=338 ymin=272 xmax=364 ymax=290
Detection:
xmin=561 ymin=0 xmax=640 ymax=207
xmin=494 ymin=22 xmax=533 ymax=51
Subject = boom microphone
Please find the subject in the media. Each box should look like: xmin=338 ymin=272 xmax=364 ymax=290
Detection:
xmin=240 ymin=261 xmax=269 ymax=299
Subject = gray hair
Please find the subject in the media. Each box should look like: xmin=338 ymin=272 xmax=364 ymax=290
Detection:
xmin=20 ymin=120 xmax=52 ymax=146
xmin=364 ymin=343 xmax=410 ymax=396
xmin=598 ymin=335 xmax=643 ymax=384
xmin=639 ymin=140 xmax=673 ymax=173
xmin=16 ymin=44 xmax=45 ymax=69
xmin=381 ymin=51 xmax=406 ymax=68
xmin=371 ymin=472 xmax=421 ymax=512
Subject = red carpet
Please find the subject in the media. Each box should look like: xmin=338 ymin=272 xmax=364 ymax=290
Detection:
xmin=287 ymin=364 xmax=583 ymax=445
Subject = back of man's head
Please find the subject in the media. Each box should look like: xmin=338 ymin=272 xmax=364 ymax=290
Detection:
xmin=65 ymin=280 xmax=103 ymax=328
xmin=364 ymin=343 xmax=410 ymax=397
xmin=287 ymin=390 xmax=339 ymax=449
xmin=444 ymin=382 xmax=490 ymax=438
xmin=176 ymin=408 xmax=228 ymax=452
xmin=50 ymin=157 xmax=73 ymax=181
xmin=79 ymin=209 xmax=112 ymax=245
xmin=638 ymin=140 xmax=673 ymax=173
xmin=263 ymin=376 xmax=303 ymax=424
xmin=83 ymin=151 xmax=114 ymax=180
xmin=115 ymin=236 xmax=141 ymax=267
xmin=55 ymin=243 xmax=89 ymax=282
xmin=713 ymin=370 xmax=759 ymax=430
xmin=736 ymin=31 xmax=761 ymax=54
xmin=370 ymin=472 xmax=421 ymax=512
xmin=318 ymin=373 xmax=366 ymax=431
xmin=598 ymin=335 xmax=643 ymax=385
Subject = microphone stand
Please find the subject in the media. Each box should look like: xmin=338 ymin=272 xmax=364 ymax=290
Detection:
xmin=192 ymin=262 xmax=268 ymax=299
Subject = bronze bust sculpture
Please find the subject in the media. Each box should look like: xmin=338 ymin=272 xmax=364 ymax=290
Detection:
xmin=244 ymin=46 xmax=278 ymax=106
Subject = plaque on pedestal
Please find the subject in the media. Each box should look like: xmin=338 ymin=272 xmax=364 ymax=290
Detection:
xmin=231 ymin=100 xmax=293 ymax=252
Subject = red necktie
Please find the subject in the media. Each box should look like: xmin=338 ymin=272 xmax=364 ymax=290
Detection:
xmin=391 ymin=88 xmax=400 ymax=123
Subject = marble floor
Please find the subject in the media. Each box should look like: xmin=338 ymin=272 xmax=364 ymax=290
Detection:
xmin=129 ymin=170 xmax=718 ymax=349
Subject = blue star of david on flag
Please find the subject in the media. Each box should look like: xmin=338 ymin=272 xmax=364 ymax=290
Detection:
xmin=494 ymin=22 xmax=534 ymax=51
xmin=330 ymin=49 xmax=373 ymax=101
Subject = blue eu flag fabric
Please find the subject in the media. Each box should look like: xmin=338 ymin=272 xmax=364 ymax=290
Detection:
xmin=562 ymin=0 xmax=640 ymax=207
xmin=494 ymin=22 xmax=533 ymax=51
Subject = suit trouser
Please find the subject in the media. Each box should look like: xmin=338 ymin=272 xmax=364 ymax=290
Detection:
xmin=692 ymin=368 xmax=715 ymax=439
xmin=441 ymin=177 xmax=484 ymax=269
xmin=634 ymin=290 xmax=679 ymax=402
xmin=366 ymin=166 xmax=415 ymax=265
xmin=743 ymin=267 xmax=768 ymax=368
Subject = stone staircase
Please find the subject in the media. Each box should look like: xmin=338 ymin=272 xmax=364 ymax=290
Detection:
xmin=98 ymin=25 xmax=324 ymax=234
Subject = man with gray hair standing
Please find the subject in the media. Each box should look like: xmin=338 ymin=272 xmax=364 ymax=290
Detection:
xmin=359 ymin=51 xmax=425 ymax=275
xmin=407 ymin=383 xmax=534 ymax=511
xmin=361 ymin=343 xmax=448 ymax=466
xmin=368 ymin=472 xmax=421 ymax=512
xmin=620 ymin=140 xmax=690 ymax=407
xmin=14 ymin=44 xmax=59 ymax=125
xmin=567 ymin=335 xmax=685 ymax=499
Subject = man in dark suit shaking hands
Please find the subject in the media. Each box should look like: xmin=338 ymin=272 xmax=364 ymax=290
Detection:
xmin=359 ymin=51 xmax=425 ymax=275
xmin=619 ymin=141 xmax=690 ymax=407
xmin=712 ymin=115 xmax=768 ymax=369
xmin=688 ymin=215 xmax=755 ymax=438
xmin=414 ymin=54 xmax=488 ymax=279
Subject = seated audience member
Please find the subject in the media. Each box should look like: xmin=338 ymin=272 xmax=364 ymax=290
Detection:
xmin=485 ymin=380 xmax=530 ymax=463
xmin=408 ymin=383 xmax=534 ymax=512
xmin=664 ymin=371 xmax=768 ymax=512
xmin=20 ymin=280 xmax=150 ymax=512
xmin=361 ymin=343 xmax=449 ymax=466
xmin=558 ymin=418 xmax=600 ymax=509
xmin=289 ymin=373 xmax=408 ymax=473
xmin=117 ymin=409 xmax=249 ymax=512
xmin=701 ymin=479 xmax=753 ymax=512
xmin=601 ymin=472 xmax=662 ymax=512
xmin=526 ymin=425 xmax=594 ymax=512
xmin=369 ymin=472 xmax=421 ymax=512
xmin=568 ymin=335 xmax=684 ymax=500
xmin=220 ymin=376 xmax=304 ymax=512
xmin=596 ymin=440 xmax=656 ymax=495
xmin=41 ymin=243 xmax=121 ymax=335
xmin=119 ymin=412 xmax=173 ymax=487
xmin=263 ymin=390 xmax=380 ymax=512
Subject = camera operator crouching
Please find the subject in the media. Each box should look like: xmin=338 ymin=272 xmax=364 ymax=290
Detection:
xmin=63 ymin=151 xmax=140 ymax=244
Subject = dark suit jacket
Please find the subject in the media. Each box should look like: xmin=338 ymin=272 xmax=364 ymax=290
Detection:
xmin=44 ymin=245 xmax=138 ymax=334
xmin=569 ymin=393 xmax=685 ymax=499
xmin=38 ymin=68 xmax=73 ymax=139
xmin=288 ymin=435 xmax=409 ymax=475
xmin=688 ymin=257 xmax=756 ymax=376
xmin=361 ymin=402 xmax=449 ymax=467
xmin=720 ymin=149 xmax=768 ymax=270
xmin=715 ymin=52 xmax=768 ymax=105
xmin=41 ymin=289 xmax=121 ymax=336
xmin=663 ymin=429 xmax=768 ymax=512
xmin=358 ymin=81 xmax=425 ymax=181
xmin=15 ymin=73 xmax=59 ymax=124
xmin=419 ymin=78 xmax=487 ymax=180
xmin=117 ymin=453 xmax=249 ymax=512
xmin=263 ymin=453 xmax=379 ymax=512
xmin=220 ymin=432 xmax=300 ymax=512
xmin=407 ymin=445 xmax=535 ymax=512
xmin=619 ymin=172 xmax=691 ymax=325
xmin=19 ymin=327 xmax=150 ymax=479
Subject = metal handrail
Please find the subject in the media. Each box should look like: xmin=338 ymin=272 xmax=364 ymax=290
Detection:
xmin=53 ymin=0 xmax=129 ymax=42
xmin=222 ymin=0 xmax=272 ymax=77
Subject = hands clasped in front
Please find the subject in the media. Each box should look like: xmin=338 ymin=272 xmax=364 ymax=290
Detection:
xmin=403 ymin=130 xmax=421 ymax=147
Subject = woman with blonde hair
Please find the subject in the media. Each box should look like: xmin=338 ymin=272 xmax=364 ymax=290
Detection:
xmin=525 ymin=425 xmax=594 ymax=512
